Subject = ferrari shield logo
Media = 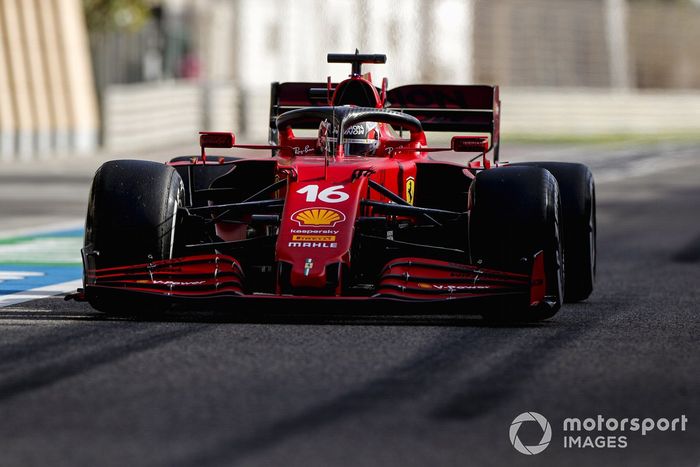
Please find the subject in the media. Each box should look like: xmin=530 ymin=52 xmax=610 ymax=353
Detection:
xmin=405 ymin=177 xmax=415 ymax=205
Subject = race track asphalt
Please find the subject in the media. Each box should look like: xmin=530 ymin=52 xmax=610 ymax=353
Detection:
xmin=0 ymin=143 xmax=698 ymax=467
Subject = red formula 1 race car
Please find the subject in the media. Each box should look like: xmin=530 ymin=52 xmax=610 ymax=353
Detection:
xmin=73 ymin=52 xmax=596 ymax=321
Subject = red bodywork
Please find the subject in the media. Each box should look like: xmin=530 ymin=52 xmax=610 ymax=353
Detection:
xmin=81 ymin=55 xmax=547 ymax=313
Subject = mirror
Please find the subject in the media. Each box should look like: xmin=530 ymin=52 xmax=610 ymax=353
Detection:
xmin=451 ymin=136 xmax=489 ymax=153
xmin=200 ymin=132 xmax=235 ymax=149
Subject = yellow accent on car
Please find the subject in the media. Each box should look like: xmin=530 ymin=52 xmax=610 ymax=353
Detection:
xmin=292 ymin=208 xmax=345 ymax=226
xmin=405 ymin=177 xmax=415 ymax=205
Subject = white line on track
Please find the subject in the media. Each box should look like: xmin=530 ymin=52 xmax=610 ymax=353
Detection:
xmin=0 ymin=271 xmax=45 ymax=283
xmin=0 ymin=279 xmax=82 ymax=308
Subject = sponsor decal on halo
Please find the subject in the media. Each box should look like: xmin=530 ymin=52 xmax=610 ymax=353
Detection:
xmin=291 ymin=208 xmax=346 ymax=227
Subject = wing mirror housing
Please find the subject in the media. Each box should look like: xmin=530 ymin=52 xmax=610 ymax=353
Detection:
xmin=451 ymin=136 xmax=489 ymax=153
xmin=199 ymin=132 xmax=235 ymax=162
xmin=200 ymin=131 xmax=235 ymax=149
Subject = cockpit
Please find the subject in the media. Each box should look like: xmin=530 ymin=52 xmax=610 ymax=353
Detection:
xmin=275 ymin=106 xmax=424 ymax=158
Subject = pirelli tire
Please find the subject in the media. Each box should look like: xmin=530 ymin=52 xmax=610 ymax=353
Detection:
xmin=469 ymin=166 xmax=564 ymax=321
xmin=84 ymin=160 xmax=184 ymax=313
xmin=510 ymin=162 xmax=596 ymax=302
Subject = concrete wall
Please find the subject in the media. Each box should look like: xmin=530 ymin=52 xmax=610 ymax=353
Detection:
xmin=0 ymin=0 xmax=99 ymax=161
xmin=501 ymin=88 xmax=700 ymax=136
xmin=102 ymin=81 xmax=237 ymax=151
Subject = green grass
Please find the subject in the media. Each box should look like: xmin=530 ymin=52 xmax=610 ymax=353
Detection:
xmin=0 ymin=235 xmax=83 ymax=265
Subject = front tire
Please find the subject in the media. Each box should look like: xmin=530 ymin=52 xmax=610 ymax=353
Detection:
xmin=510 ymin=162 xmax=596 ymax=302
xmin=84 ymin=160 xmax=184 ymax=312
xmin=469 ymin=167 xmax=564 ymax=321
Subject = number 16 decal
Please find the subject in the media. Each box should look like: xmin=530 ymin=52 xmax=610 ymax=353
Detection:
xmin=296 ymin=185 xmax=349 ymax=203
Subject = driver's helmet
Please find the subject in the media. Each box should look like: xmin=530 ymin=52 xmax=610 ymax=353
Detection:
xmin=342 ymin=121 xmax=379 ymax=156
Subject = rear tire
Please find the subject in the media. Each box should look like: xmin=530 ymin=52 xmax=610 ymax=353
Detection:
xmin=84 ymin=160 xmax=184 ymax=313
xmin=469 ymin=167 xmax=564 ymax=321
xmin=510 ymin=162 xmax=596 ymax=302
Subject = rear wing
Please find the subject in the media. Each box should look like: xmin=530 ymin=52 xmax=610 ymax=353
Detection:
xmin=385 ymin=85 xmax=500 ymax=159
xmin=269 ymin=81 xmax=347 ymax=147
xmin=268 ymin=82 xmax=501 ymax=160
xmin=269 ymin=81 xmax=337 ymax=116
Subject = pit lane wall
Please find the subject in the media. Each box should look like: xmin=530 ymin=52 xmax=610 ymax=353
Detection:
xmin=0 ymin=0 xmax=99 ymax=162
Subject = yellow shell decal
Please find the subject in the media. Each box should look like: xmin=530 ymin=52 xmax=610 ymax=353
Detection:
xmin=291 ymin=208 xmax=346 ymax=227
xmin=405 ymin=177 xmax=415 ymax=205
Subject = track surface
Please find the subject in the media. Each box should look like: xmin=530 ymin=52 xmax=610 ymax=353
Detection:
xmin=0 ymin=143 xmax=699 ymax=466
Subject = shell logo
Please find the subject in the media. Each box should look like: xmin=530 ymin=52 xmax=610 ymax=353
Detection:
xmin=291 ymin=208 xmax=346 ymax=227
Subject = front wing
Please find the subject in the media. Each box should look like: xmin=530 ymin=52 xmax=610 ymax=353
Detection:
xmin=73 ymin=252 xmax=549 ymax=315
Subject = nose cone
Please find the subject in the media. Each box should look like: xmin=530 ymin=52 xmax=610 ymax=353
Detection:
xmin=276 ymin=177 xmax=366 ymax=293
